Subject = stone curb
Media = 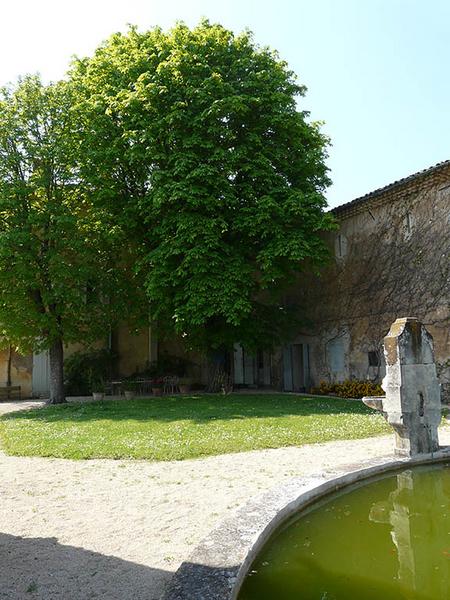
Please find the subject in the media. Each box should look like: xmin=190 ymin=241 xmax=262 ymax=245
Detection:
xmin=162 ymin=447 xmax=450 ymax=600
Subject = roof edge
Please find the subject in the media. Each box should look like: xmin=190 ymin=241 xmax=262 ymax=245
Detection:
xmin=331 ymin=159 xmax=450 ymax=216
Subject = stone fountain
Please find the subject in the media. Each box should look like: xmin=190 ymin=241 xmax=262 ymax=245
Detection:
xmin=164 ymin=316 xmax=448 ymax=600
xmin=363 ymin=317 xmax=442 ymax=457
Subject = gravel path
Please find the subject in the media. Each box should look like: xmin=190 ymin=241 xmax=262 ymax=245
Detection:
xmin=1 ymin=400 xmax=449 ymax=599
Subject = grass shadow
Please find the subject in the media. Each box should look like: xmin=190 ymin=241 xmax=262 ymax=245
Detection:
xmin=0 ymin=394 xmax=376 ymax=426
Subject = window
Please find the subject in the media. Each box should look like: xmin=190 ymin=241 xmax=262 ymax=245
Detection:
xmin=328 ymin=337 xmax=345 ymax=373
xmin=334 ymin=233 xmax=348 ymax=260
xmin=368 ymin=351 xmax=380 ymax=367
xmin=403 ymin=210 xmax=414 ymax=238
xmin=405 ymin=212 xmax=412 ymax=234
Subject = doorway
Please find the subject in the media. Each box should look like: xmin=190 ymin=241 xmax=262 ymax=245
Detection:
xmin=233 ymin=344 xmax=271 ymax=387
xmin=283 ymin=343 xmax=310 ymax=392
xmin=32 ymin=350 xmax=50 ymax=397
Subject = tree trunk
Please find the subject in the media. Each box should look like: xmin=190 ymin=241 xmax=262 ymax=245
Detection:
xmin=6 ymin=345 xmax=12 ymax=387
xmin=48 ymin=338 xmax=66 ymax=404
xmin=6 ymin=345 xmax=12 ymax=399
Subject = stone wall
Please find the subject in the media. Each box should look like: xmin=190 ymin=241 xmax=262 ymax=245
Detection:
xmin=295 ymin=163 xmax=450 ymax=395
xmin=0 ymin=348 xmax=32 ymax=397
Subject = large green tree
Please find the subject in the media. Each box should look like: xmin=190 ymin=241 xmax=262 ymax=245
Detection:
xmin=71 ymin=21 xmax=335 ymax=352
xmin=0 ymin=76 xmax=143 ymax=403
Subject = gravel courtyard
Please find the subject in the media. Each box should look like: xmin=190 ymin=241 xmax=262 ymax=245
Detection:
xmin=1 ymin=401 xmax=449 ymax=599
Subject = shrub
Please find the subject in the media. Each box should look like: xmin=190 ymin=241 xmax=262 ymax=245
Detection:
xmin=130 ymin=352 xmax=194 ymax=378
xmin=311 ymin=379 xmax=384 ymax=399
xmin=64 ymin=349 xmax=116 ymax=395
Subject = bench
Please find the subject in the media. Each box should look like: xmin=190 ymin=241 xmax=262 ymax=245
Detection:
xmin=0 ymin=386 xmax=21 ymax=401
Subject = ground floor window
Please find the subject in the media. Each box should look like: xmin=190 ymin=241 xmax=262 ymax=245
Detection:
xmin=283 ymin=343 xmax=311 ymax=392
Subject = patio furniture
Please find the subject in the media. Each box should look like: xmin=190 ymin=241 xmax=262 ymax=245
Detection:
xmin=163 ymin=375 xmax=180 ymax=395
xmin=133 ymin=378 xmax=154 ymax=395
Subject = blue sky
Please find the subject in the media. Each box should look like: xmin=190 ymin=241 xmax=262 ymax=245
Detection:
xmin=2 ymin=0 xmax=449 ymax=207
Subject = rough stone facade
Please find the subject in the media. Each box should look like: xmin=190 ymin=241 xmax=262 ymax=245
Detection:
xmin=291 ymin=160 xmax=450 ymax=397
xmin=0 ymin=348 xmax=32 ymax=397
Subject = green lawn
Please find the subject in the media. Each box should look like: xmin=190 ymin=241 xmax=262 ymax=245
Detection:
xmin=0 ymin=394 xmax=389 ymax=461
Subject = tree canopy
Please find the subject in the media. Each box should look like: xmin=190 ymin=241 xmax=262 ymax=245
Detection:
xmin=0 ymin=21 xmax=335 ymax=402
xmin=0 ymin=76 xmax=144 ymax=402
xmin=69 ymin=21 xmax=335 ymax=351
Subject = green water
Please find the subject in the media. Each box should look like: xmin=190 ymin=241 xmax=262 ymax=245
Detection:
xmin=239 ymin=463 xmax=450 ymax=600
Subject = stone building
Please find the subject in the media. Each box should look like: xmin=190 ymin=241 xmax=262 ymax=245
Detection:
xmin=283 ymin=159 xmax=450 ymax=396
xmin=3 ymin=160 xmax=450 ymax=398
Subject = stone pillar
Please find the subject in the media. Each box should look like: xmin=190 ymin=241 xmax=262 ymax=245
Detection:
xmin=380 ymin=317 xmax=441 ymax=456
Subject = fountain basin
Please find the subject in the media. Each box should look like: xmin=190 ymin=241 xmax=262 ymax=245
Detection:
xmin=163 ymin=448 xmax=450 ymax=600
xmin=239 ymin=461 xmax=450 ymax=599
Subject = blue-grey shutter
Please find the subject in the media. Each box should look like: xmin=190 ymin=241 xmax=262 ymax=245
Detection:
xmin=283 ymin=346 xmax=293 ymax=391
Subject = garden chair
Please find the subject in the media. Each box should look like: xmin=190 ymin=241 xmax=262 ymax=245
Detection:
xmin=163 ymin=375 xmax=180 ymax=395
